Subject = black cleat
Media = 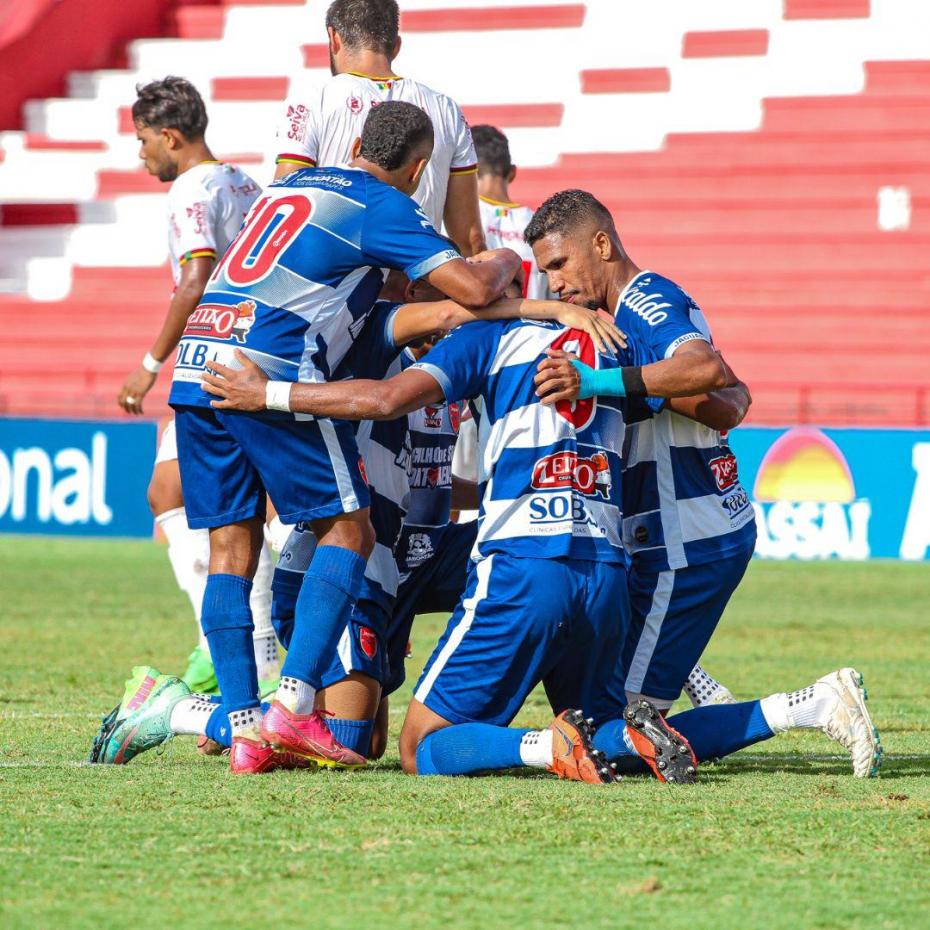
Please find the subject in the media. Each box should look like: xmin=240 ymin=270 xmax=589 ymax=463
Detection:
xmin=623 ymin=700 xmax=698 ymax=784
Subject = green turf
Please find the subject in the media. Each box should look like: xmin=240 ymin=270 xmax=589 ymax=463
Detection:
xmin=0 ymin=537 xmax=928 ymax=929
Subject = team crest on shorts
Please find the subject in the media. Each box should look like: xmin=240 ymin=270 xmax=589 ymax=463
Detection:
xmin=358 ymin=626 xmax=378 ymax=659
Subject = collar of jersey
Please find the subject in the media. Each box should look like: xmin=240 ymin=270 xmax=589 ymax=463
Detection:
xmin=614 ymin=269 xmax=652 ymax=314
xmin=346 ymin=71 xmax=403 ymax=81
xmin=479 ymin=195 xmax=521 ymax=208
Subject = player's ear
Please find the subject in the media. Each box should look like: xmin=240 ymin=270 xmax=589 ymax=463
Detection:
xmin=593 ymin=230 xmax=613 ymax=261
xmin=410 ymin=157 xmax=429 ymax=191
xmin=328 ymin=26 xmax=340 ymax=55
xmin=508 ymin=166 xmax=517 ymax=184
xmin=392 ymin=35 xmax=402 ymax=60
xmin=162 ymin=127 xmax=179 ymax=151
xmin=351 ymin=136 xmax=362 ymax=159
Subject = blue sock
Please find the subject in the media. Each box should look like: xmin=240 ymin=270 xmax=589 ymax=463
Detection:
xmin=593 ymin=701 xmax=775 ymax=767
xmin=200 ymin=574 xmax=258 ymax=713
xmin=415 ymin=724 xmax=530 ymax=776
xmin=667 ymin=701 xmax=774 ymax=761
xmin=205 ymin=701 xmax=271 ymax=749
xmin=326 ymin=718 xmax=374 ymax=757
xmin=281 ymin=546 xmax=367 ymax=688
xmin=270 ymin=565 xmax=302 ymax=650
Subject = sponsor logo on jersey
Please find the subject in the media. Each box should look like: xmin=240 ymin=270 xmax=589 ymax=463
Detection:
xmin=449 ymin=401 xmax=461 ymax=433
xmin=532 ymin=450 xmax=612 ymax=499
xmin=347 ymin=94 xmax=363 ymax=114
xmin=183 ymin=300 xmax=257 ymax=343
xmin=358 ymin=626 xmax=378 ymax=659
xmin=622 ymin=280 xmax=671 ymax=325
xmin=285 ymin=103 xmax=309 ymax=141
xmin=406 ymin=532 xmax=434 ymax=563
xmin=709 ymin=452 xmax=739 ymax=491
xmin=186 ymin=200 xmax=208 ymax=235
xmin=423 ymin=406 xmax=443 ymax=429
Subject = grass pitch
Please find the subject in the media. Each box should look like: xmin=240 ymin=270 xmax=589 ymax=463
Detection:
xmin=0 ymin=537 xmax=927 ymax=930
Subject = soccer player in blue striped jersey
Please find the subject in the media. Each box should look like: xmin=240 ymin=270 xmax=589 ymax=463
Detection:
xmin=203 ymin=283 xmax=730 ymax=783
xmin=165 ymin=101 xmax=521 ymax=774
xmin=526 ymin=190 xmax=882 ymax=779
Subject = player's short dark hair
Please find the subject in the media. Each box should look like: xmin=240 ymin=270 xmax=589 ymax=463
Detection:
xmin=326 ymin=0 xmax=400 ymax=56
xmin=358 ymin=101 xmax=434 ymax=171
xmin=472 ymin=125 xmax=512 ymax=177
xmin=132 ymin=76 xmax=208 ymax=140
xmin=524 ymin=189 xmax=616 ymax=245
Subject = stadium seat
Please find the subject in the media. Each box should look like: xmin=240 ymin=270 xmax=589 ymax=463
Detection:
xmin=1 ymin=0 xmax=929 ymax=425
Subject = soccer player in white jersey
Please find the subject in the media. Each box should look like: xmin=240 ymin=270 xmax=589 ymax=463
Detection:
xmin=472 ymin=125 xmax=549 ymax=299
xmin=116 ymin=78 xmax=280 ymax=693
xmin=273 ymin=0 xmax=484 ymax=256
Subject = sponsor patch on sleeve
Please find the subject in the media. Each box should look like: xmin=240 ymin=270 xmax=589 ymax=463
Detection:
xmin=664 ymin=332 xmax=708 ymax=358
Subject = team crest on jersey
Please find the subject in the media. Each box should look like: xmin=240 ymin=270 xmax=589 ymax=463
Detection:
xmin=423 ymin=406 xmax=443 ymax=429
xmin=406 ymin=532 xmax=434 ymax=562
xmin=550 ymin=329 xmax=597 ymax=430
xmin=532 ymin=450 xmax=612 ymax=499
xmin=709 ymin=453 xmax=739 ymax=491
xmin=358 ymin=626 xmax=378 ymax=659
xmin=347 ymin=94 xmax=364 ymax=114
xmin=449 ymin=401 xmax=461 ymax=433
xmin=184 ymin=300 xmax=256 ymax=343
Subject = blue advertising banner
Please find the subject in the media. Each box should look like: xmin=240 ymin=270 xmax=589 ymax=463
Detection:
xmin=0 ymin=418 xmax=157 ymax=538
xmin=728 ymin=427 xmax=930 ymax=561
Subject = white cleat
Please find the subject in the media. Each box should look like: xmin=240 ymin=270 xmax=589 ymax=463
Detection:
xmin=817 ymin=667 xmax=883 ymax=778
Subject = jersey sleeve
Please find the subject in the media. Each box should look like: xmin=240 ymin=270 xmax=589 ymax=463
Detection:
xmin=361 ymin=182 xmax=459 ymax=280
xmin=631 ymin=289 xmax=710 ymax=361
xmin=409 ymin=320 xmax=499 ymax=403
xmin=274 ymin=87 xmax=320 ymax=170
xmin=169 ymin=180 xmax=219 ymax=266
xmin=448 ymin=100 xmax=477 ymax=176
xmin=339 ymin=301 xmax=402 ymax=381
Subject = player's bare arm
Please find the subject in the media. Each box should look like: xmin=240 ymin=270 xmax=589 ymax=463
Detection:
xmin=533 ymin=340 xmax=727 ymax=405
xmin=203 ymin=350 xmax=444 ymax=420
xmin=391 ymin=296 xmax=626 ymax=353
xmin=118 ymin=256 xmax=214 ymax=415
xmin=666 ymin=382 xmax=752 ymax=431
xmin=425 ymin=249 xmax=522 ymax=309
xmin=451 ymin=476 xmax=479 ymax=511
xmin=443 ymin=171 xmax=485 ymax=257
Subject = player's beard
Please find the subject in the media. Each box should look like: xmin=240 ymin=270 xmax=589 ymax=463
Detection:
xmin=157 ymin=160 xmax=179 ymax=182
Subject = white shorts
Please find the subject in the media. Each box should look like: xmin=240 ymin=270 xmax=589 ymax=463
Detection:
xmin=154 ymin=417 xmax=178 ymax=465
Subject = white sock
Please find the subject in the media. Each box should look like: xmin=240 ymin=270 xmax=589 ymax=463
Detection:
xmin=228 ymin=706 xmax=263 ymax=740
xmin=760 ymin=682 xmax=836 ymax=733
xmin=277 ymin=676 xmax=315 ymax=714
xmin=168 ymin=694 xmax=216 ymax=737
xmin=683 ymin=664 xmax=729 ymax=707
xmin=250 ymin=542 xmax=280 ymax=681
xmin=155 ymin=507 xmax=210 ymax=648
xmin=519 ymin=729 xmax=553 ymax=768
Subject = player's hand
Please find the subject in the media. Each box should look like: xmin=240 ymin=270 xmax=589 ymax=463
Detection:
xmin=554 ymin=305 xmax=627 ymax=354
xmin=465 ymin=248 xmax=515 ymax=264
xmin=534 ymin=349 xmax=581 ymax=405
xmin=202 ymin=350 xmax=268 ymax=412
xmin=118 ymin=367 xmax=157 ymax=415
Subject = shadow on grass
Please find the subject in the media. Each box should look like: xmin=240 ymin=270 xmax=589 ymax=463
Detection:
xmin=715 ymin=752 xmax=929 ymax=779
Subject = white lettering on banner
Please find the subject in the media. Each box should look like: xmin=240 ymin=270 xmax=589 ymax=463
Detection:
xmin=753 ymin=500 xmax=871 ymax=560
xmin=0 ymin=432 xmax=112 ymax=526
xmin=900 ymin=443 xmax=930 ymax=560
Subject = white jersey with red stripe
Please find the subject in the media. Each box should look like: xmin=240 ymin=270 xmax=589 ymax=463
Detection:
xmin=478 ymin=196 xmax=549 ymax=299
xmin=276 ymin=72 xmax=477 ymax=231
xmin=167 ymin=161 xmax=261 ymax=286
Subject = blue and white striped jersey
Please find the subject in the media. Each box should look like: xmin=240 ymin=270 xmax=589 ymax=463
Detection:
xmin=617 ymin=270 xmax=756 ymax=572
xmin=412 ymin=319 xmax=630 ymax=564
xmin=169 ymin=166 xmax=458 ymax=409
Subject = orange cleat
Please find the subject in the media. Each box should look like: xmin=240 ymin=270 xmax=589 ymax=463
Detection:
xmin=623 ymin=700 xmax=698 ymax=784
xmin=547 ymin=709 xmax=620 ymax=784
xmin=259 ymin=701 xmax=366 ymax=770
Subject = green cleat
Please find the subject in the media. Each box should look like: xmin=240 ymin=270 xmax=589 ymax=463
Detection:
xmin=181 ymin=646 xmax=218 ymax=694
xmin=88 ymin=666 xmax=191 ymax=764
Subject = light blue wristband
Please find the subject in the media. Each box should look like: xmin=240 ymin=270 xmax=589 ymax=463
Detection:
xmin=571 ymin=360 xmax=626 ymax=399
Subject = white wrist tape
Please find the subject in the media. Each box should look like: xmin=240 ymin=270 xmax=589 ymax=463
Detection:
xmin=265 ymin=381 xmax=292 ymax=413
xmin=142 ymin=353 xmax=163 ymax=373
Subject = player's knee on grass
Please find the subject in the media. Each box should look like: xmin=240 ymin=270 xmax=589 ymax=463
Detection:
xmin=399 ymin=699 xmax=452 ymax=775
xmin=147 ymin=460 xmax=185 ymax=516
xmin=369 ymin=697 xmax=390 ymax=761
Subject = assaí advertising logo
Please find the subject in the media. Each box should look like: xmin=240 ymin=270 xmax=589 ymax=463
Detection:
xmin=752 ymin=428 xmax=870 ymax=560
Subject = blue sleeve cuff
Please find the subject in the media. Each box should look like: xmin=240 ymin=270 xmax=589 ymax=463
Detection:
xmin=405 ymin=249 xmax=459 ymax=283
xmin=409 ymin=361 xmax=453 ymax=402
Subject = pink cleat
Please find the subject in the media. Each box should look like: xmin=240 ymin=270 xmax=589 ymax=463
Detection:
xmin=260 ymin=701 xmax=366 ymax=769
xmin=229 ymin=735 xmax=314 ymax=775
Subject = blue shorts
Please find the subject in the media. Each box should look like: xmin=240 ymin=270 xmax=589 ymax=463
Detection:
xmin=319 ymin=598 xmax=390 ymax=689
xmin=172 ymin=405 xmax=369 ymax=529
xmin=413 ymin=553 xmax=629 ymax=727
xmin=621 ymin=546 xmax=753 ymax=706
xmin=384 ymin=520 xmax=477 ymax=696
